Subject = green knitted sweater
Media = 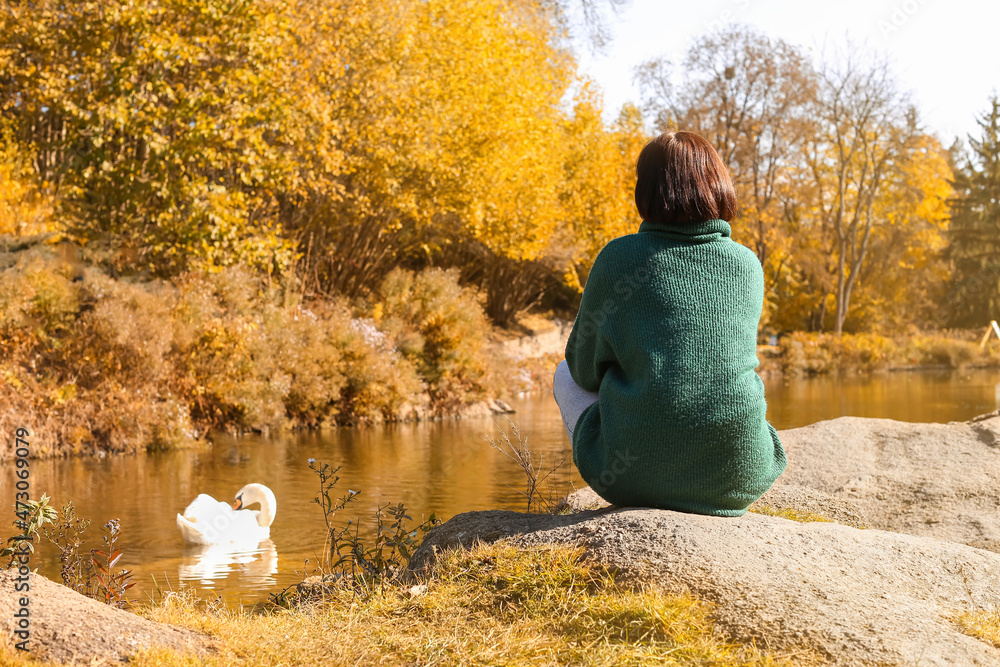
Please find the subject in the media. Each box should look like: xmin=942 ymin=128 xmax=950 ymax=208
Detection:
xmin=565 ymin=218 xmax=786 ymax=516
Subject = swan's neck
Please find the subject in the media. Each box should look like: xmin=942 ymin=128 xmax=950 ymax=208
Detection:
xmin=255 ymin=502 xmax=275 ymax=528
xmin=237 ymin=484 xmax=277 ymax=528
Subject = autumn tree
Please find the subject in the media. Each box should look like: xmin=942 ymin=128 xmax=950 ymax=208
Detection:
xmin=803 ymin=53 xmax=919 ymax=334
xmin=638 ymin=28 xmax=954 ymax=335
xmin=0 ymin=0 xmax=329 ymax=275
xmin=287 ymin=0 xmax=577 ymax=325
xmin=947 ymin=94 xmax=1000 ymax=326
xmin=419 ymin=0 xmax=570 ymax=325
xmin=557 ymin=90 xmax=645 ymax=290
xmin=838 ymin=133 xmax=952 ymax=331
xmin=637 ymin=26 xmax=816 ymax=325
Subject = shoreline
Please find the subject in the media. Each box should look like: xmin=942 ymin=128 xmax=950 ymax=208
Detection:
xmin=5 ymin=318 xmax=1000 ymax=463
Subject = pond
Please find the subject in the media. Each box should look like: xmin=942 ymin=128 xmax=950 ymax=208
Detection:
xmin=5 ymin=368 xmax=999 ymax=604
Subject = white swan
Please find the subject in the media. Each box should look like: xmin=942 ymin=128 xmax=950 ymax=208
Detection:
xmin=176 ymin=483 xmax=277 ymax=546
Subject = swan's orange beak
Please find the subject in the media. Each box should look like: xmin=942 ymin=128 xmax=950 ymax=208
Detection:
xmin=233 ymin=498 xmax=243 ymax=510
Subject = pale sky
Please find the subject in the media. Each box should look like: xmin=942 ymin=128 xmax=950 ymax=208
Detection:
xmin=572 ymin=0 xmax=1000 ymax=144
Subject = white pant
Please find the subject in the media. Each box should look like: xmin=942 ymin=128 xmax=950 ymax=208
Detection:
xmin=552 ymin=359 xmax=599 ymax=440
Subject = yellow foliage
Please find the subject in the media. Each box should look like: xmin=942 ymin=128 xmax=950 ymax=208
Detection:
xmin=305 ymin=0 xmax=574 ymax=255
xmin=0 ymin=12 xmax=967 ymax=333
xmin=559 ymin=91 xmax=646 ymax=289
xmin=0 ymin=138 xmax=55 ymax=237
xmin=0 ymin=0 xmax=307 ymax=274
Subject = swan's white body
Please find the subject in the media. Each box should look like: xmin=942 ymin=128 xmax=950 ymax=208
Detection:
xmin=176 ymin=483 xmax=277 ymax=546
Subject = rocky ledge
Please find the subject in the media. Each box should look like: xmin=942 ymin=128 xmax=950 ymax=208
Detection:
xmin=0 ymin=569 xmax=215 ymax=664
xmin=778 ymin=410 xmax=1000 ymax=548
xmin=408 ymin=412 xmax=1000 ymax=666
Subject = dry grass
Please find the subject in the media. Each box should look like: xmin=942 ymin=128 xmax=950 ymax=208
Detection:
xmin=134 ymin=541 xmax=816 ymax=665
xmin=748 ymin=505 xmax=834 ymax=524
xmin=0 ymin=646 xmax=53 ymax=666
xmin=0 ymin=541 xmax=820 ymax=667
xmin=957 ymin=608 xmax=1000 ymax=648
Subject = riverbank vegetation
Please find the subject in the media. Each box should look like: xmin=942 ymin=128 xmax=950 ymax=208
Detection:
xmin=0 ymin=239 xmax=507 ymax=458
xmin=1 ymin=1 xmax=999 ymax=454
xmin=761 ymin=331 xmax=1000 ymax=375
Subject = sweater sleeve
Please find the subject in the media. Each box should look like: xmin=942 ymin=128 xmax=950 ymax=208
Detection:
xmin=565 ymin=251 xmax=619 ymax=392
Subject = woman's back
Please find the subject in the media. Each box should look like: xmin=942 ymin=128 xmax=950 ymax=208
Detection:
xmin=566 ymin=217 xmax=785 ymax=515
xmin=558 ymin=130 xmax=786 ymax=515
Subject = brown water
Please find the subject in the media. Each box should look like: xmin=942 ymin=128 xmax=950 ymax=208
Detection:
xmin=4 ymin=368 xmax=999 ymax=605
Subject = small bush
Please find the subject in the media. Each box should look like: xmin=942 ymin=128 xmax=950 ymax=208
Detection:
xmin=0 ymin=249 xmax=81 ymax=337
xmin=22 ymin=495 xmax=135 ymax=609
xmin=779 ymin=332 xmax=836 ymax=375
xmin=286 ymin=459 xmax=438 ymax=601
xmin=378 ymin=267 xmax=492 ymax=412
xmin=74 ymin=271 xmax=175 ymax=387
xmin=904 ymin=335 xmax=981 ymax=367
xmin=332 ymin=317 xmax=423 ymax=424
xmin=256 ymin=302 xmax=348 ymax=428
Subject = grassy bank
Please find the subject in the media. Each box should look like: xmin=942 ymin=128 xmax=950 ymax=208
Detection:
xmin=759 ymin=331 xmax=1000 ymax=375
xmin=0 ymin=541 xmax=816 ymax=666
xmin=0 ymin=237 xmax=522 ymax=461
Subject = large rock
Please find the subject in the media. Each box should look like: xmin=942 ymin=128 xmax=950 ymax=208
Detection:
xmin=778 ymin=413 xmax=1000 ymax=545
xmin=408 ymin=507 xmax=1000 ymax=666
xmin=0 ymin=569 xmax=215 ymax=664
xmin=409 ymin=413 xmax=1000 ymax=665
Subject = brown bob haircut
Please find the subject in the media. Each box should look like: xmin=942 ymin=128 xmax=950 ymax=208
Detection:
xmin=634 ymin=131 xmax=738 ymax=224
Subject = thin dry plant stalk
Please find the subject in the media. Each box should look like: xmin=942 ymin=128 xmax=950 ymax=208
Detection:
xmin=485 ymin=417 xmax=565 ymax=513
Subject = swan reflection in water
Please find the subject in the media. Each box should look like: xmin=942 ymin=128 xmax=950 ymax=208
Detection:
xmin=178 ymin=538 xmax=278 ymax=589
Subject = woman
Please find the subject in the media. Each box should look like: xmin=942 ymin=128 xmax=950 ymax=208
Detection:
xmin=553 ymin=130 xmax=786 ymax=516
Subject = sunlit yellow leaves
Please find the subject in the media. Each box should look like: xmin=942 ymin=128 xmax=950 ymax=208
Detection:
xmin=557 ymin=90 xmax=644 ymax=289
xmin=2 ymin=0 xmax=650 ymax=325
xmin=843 ymin=133 xmax=954 ymax=331
xmin=0 ymin=134 xmax=56 ymax=237
xmin=0 ymin=0 xmax=314 ymax=274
